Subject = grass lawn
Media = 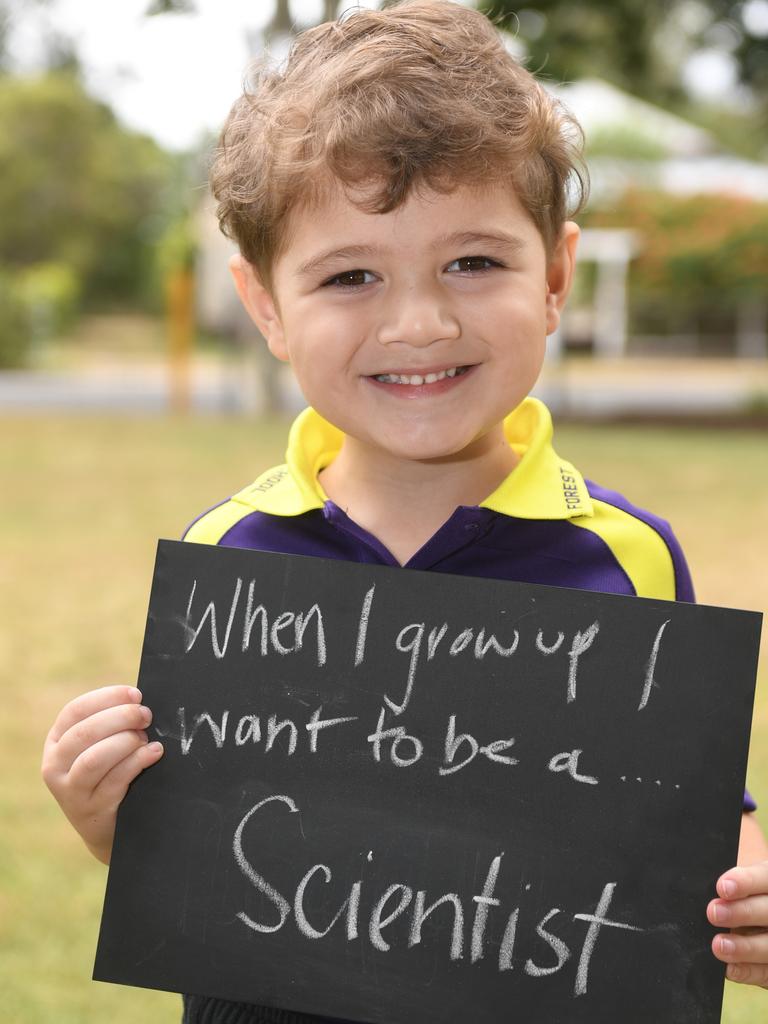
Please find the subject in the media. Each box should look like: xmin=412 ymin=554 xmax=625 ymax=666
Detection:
xmin=1 ymin=413 xmax=765 ymax=1023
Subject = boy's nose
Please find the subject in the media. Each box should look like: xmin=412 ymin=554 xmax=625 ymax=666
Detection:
xmin=376 ymin=286 xmax=460 ymax=347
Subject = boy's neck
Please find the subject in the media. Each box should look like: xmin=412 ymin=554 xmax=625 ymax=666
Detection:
xmin=318 ymin=427 xmax=518 ymax=566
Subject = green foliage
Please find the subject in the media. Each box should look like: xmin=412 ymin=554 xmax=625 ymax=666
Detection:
xmin=582 ymin=191 xmax=768 ymax=318
xmin=0 ymin=270 xmax=28 ymax=367
xmin=480 ymin=0 xmax=683 ymax=102
xmin=478 ymin=0 xmax=768 ymax=140
xmin=586 ymin=126 xmax=668 ymax=161
xmin=708 ymin=0 xmax=768 ymax=103
xmin=0 ymin=260 xmax=81 ymax=367
xmin=155 ymin=216 xmax=197 ymax=278
xmin=0 ymin=70 xmax=174 ymax=306
xmin=18 ymin=261 xmax=80 ymax=337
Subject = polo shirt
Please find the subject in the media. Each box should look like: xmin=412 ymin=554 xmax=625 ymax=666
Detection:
xmin=184 ymin=397 xmax=693 ymax=602
xmin=180 ymin=397 xmax=754 ymax=1024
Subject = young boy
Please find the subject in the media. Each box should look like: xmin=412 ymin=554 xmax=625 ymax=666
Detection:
xmin=42 ymin=1 xmax=768 ymax=1020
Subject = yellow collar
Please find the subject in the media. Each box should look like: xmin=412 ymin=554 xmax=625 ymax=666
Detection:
xmin=231 ymin=397 xmax=592 ymax=520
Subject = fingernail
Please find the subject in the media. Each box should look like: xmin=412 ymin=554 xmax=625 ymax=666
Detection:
xmin=148 ymin=741 xmax=164 ymax=754
xmin=712 ymin=903 xmax=729 ymax=924
xmin=129 ymin=687 xmax=142 ymax=702
xmin=727 ymin=964 xmax=743 ymax=981
xmin=720 ymin=879 xmax=737 ymax=898
xmin=719 ymin=937 xmax=736 ymax=955
xmin=139 ymin=705 xmax=152 ymax=724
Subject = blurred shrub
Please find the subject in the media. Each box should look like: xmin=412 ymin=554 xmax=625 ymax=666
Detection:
xmin=155 ymin=217 xmax=197 ymax=277
xmin=0 ymin=261 xmax=81 ymax=367
xmin=18 ymin=261 xmax=81 ymax=340
xmin=582 ymin=191 xmax=768 ymax=329
xmin=0 ymin=271 xmax=29 ymax=367
xmin=586 ymin=127 xmax=667 ymax=161
xmin=0 ymin=70 xmax=175 ymax=308
xmin=151 ymin=216 xmax=198 ymax=312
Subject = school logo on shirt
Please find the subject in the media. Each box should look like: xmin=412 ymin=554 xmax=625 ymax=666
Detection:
xmin=560 ymin=466 xmax=583 ymax=512
xmin=251 ymin=467 xmax=290 ymax=494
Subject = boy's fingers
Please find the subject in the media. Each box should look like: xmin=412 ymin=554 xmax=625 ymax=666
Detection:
xmin=708 ymin=895 xmax=768 ymax=930
xmin=725 ymin=962 xmax=768 ymax=988
xmin=93 ymin=741 xmax=164 ymax=807
xmin=47 ymin=686 xmax=142 ymax=743
xmin=712 ymin=931 xmax=768 ymax=965
xmin=66 ymin=731 xmax=151 ymax=796
xmin=717 ymin=861 xmax=768 ymax=900
xmin=52 ymin=702 xmax=153 ymax=773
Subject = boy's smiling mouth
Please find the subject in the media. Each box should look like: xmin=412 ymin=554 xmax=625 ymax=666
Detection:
xmin=369 ymin=365 xmax=473 ymax=386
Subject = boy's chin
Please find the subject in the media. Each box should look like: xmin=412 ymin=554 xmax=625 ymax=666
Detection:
xmin=355 ymin=432 xmax=500 ymax=466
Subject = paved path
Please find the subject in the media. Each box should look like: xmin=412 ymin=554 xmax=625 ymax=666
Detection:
xmin=0 ymin=357 xmax=766 ymax=417
xmin=537 ymin=358 xmax=768 ymax=418
xmin=0 ymin=362 xmax=248 ymax=413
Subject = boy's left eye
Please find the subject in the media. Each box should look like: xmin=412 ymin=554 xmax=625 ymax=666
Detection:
xmin=446 ymin=256 xmax=501 ymax=273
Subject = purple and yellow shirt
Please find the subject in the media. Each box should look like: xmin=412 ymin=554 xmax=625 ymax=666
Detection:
xmin=184 ymin=397 xmax=692 ymax=602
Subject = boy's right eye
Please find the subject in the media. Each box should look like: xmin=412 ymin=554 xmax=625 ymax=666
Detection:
xmin=322 ymin=270 xmax=376 ymax=289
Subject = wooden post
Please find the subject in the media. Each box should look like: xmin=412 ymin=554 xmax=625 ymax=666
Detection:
xmin=166 ymin=266 xmax=195 ymax=413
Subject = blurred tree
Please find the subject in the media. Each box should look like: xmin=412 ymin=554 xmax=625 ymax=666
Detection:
xmin=266 ymin=0 xmax=293 ymax=38
xmin=0 ymin=69 xmax=174 ymax=305
xmin=481 ymin=1 xmax=682 ymax=102
xmin=711 ymin=0 xmax=768 ymax=101
xmin=479 ymin=0 xmax=768 ymax=119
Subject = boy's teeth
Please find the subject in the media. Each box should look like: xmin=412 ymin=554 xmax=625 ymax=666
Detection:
xmin=374 ymin=366 xmax=465 ymax=384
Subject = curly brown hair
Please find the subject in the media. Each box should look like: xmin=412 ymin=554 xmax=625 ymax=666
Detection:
xmin=210 ymin=0 xmax=588 ymax=286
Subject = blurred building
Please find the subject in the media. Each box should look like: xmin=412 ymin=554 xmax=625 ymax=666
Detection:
xmin=553 ymin=78 xmax=768 ymax=205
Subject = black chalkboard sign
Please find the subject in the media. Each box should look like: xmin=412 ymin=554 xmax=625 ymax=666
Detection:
xmin=94 ymin=539 xmax=762 ymax=1023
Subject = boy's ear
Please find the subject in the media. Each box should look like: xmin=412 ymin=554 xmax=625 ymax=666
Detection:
xmin=228 ymin=253 xmax=289 ymax=362
xmin=545 ymin=222 xmax=580 ymax=336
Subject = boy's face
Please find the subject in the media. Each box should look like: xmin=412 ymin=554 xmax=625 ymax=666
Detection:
xmin=232 ymin=181 xmax=578 ymax=465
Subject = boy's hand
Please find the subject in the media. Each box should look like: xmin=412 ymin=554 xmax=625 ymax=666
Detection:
xmin=41 ymin=685 xmax=164 ymax=865
xmin=709 ymin=861 xmax=768 ymax=988
xmin=709 ymin=812 xmax=768 ymax=989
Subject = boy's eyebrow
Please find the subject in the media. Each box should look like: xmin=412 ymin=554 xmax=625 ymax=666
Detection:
xmin=435 ymin=230 xmax=527 ymax=254
xmin=296 ymin=245 xmax=379 ymax=279
xmin=295 ymin=231 xmax=527 ymax=278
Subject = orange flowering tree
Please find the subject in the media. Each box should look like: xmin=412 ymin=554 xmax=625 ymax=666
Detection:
xmin=581 ymin=191 xmax=768 ymax=334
